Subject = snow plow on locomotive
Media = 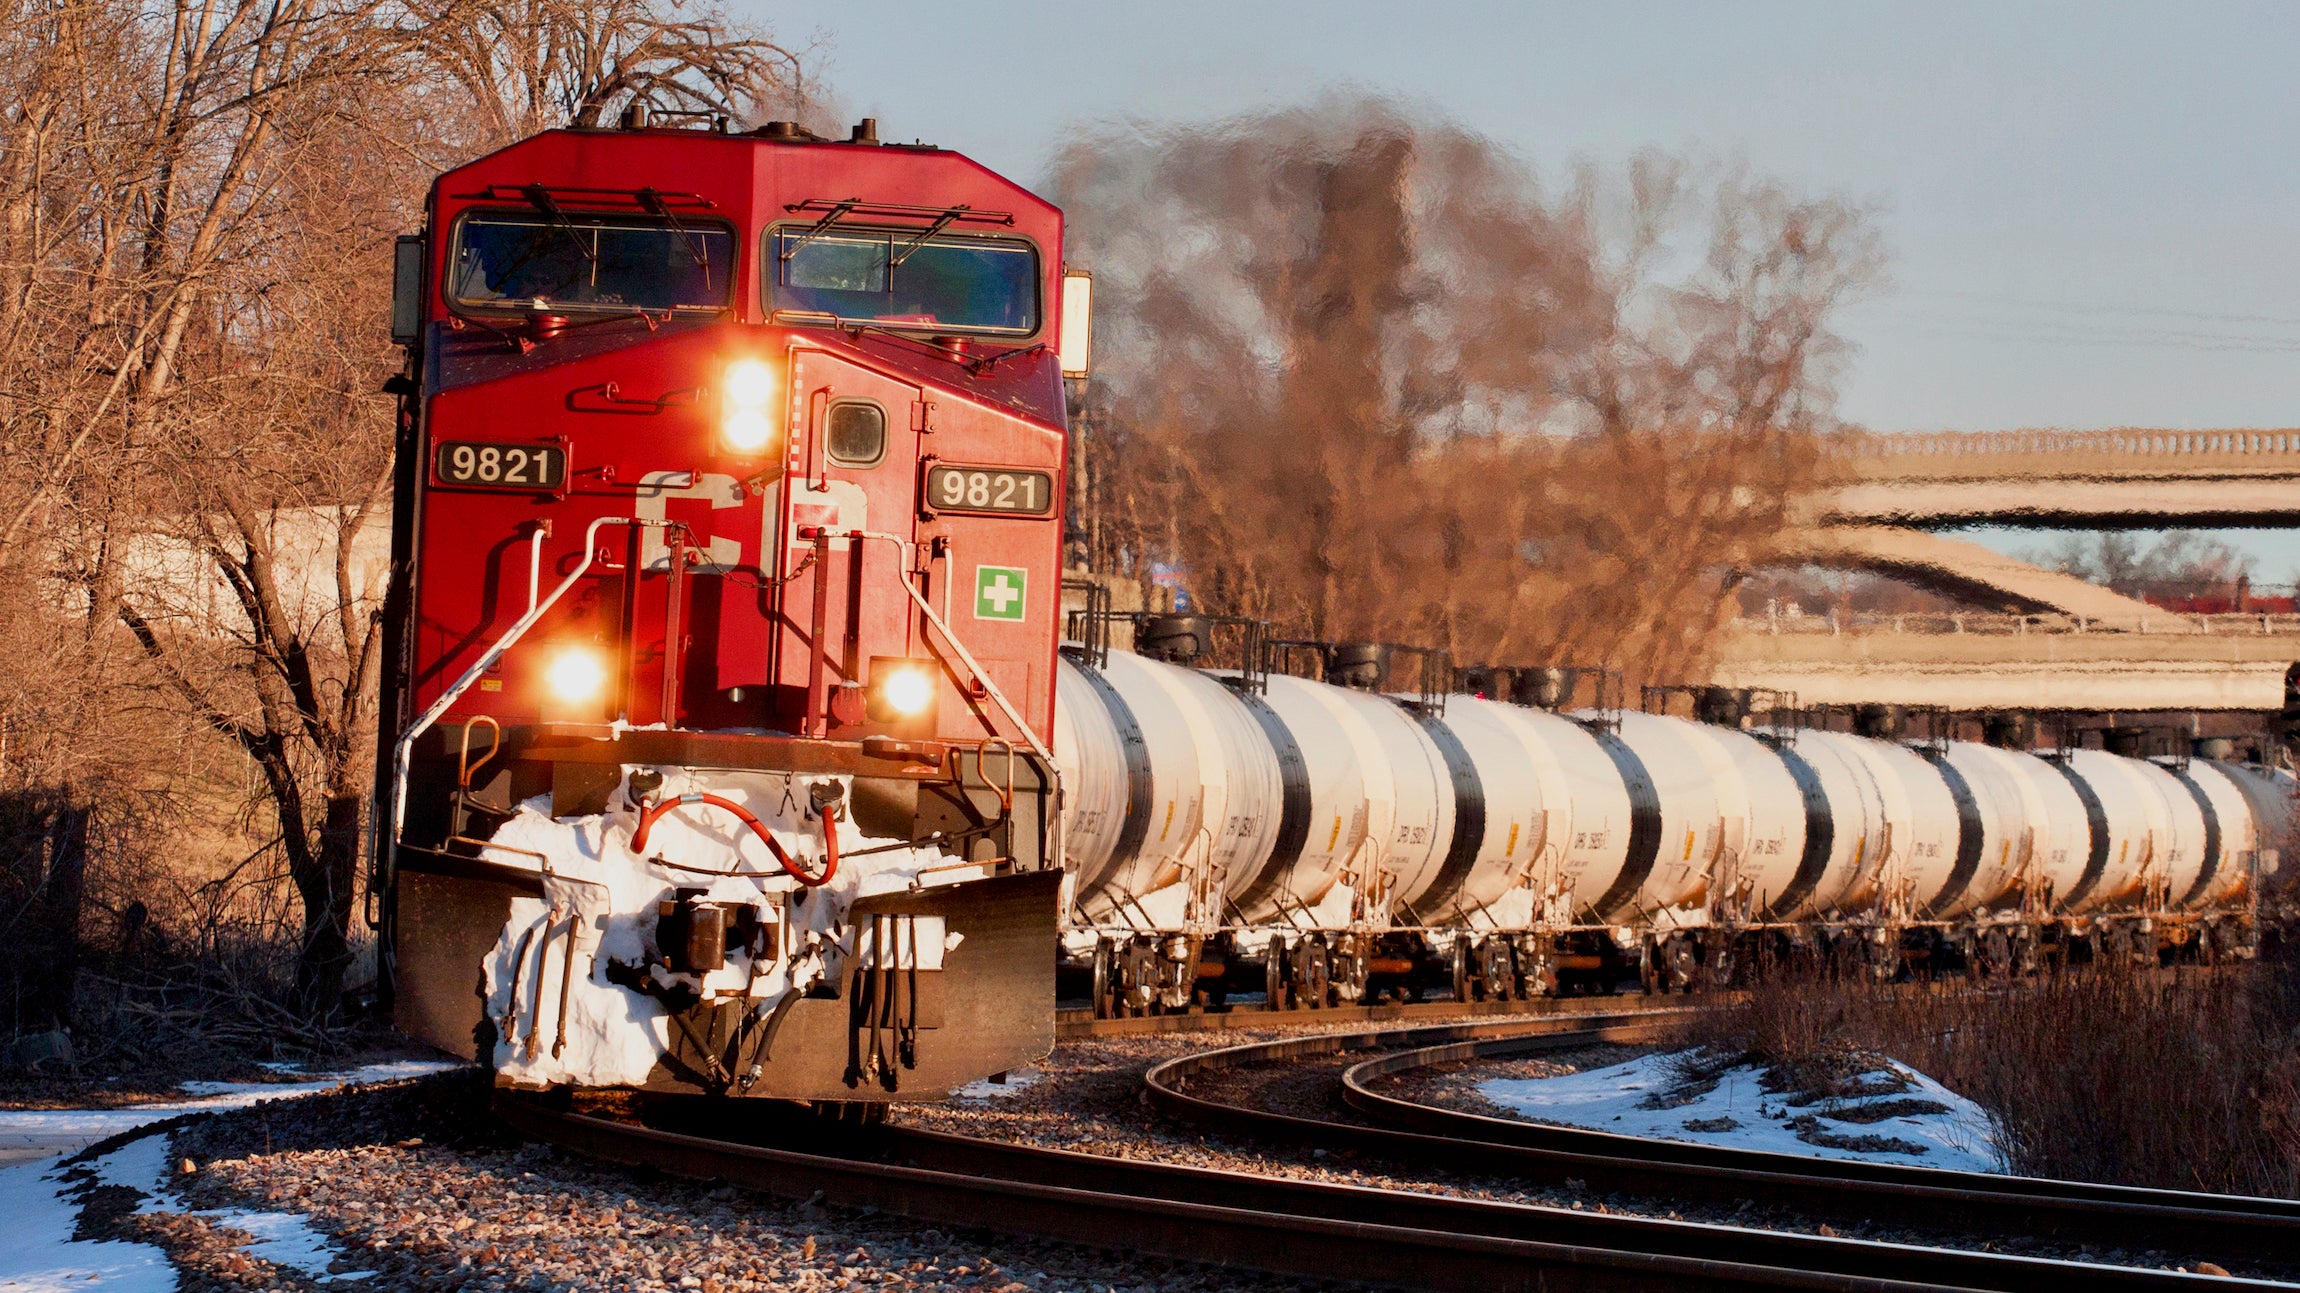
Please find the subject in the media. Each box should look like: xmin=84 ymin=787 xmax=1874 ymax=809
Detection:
xmin=376 ymin=116 xmax=1089 ymax=1100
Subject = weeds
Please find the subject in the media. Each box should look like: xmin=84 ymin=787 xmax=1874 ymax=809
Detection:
xmin=1681 ymin=949 xmax=2300 ymax=1196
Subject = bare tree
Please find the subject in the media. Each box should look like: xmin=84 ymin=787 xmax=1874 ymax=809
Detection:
xmin=1056 ymin=95 xmax=1878 ymax=687
xmin=0 ymin=0 xmax=816 ymax=1022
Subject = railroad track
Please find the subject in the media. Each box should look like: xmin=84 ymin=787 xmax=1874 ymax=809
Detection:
xmin=1055 ymin=988 xmax=1709 ymax=1037
xmin=1144 ymin=1014 xmax=2300 ymax=1284
xmin=503 ymin=1007 xmax=2297 ymax=1292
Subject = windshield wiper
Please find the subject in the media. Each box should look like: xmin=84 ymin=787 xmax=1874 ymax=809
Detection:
xmin=636 ymin=187 xmax=714 ymax=288
xmin=778 ymin=197 xmax=860 ymax=262
xmin=520 ymin=184 xmax=599 ymax=266
xmin=889 ymin=205 xmax=972 ymax=267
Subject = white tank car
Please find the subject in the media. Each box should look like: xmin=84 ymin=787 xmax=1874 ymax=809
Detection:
xmin=1330 ymin=684 xmax=1456 ymax=920
xmin=2055 ymin=749 xmax=2179 ymax=915
xmin=2194 ymin=760 xmax=2293 ymax=909
xmin=1055 ymin=651 xmax=1282 ymax=931
xmin=2152 ymin=759 xmax=2263 ymax=911
xmin=1468 ymin=703 xmax=1639 ymax=928
xmin=1588 ymin=712 xmax=1737 ymax=925
xmin=1704 ymin=727 xmax=1808 ymax=924
xmin=1223 ymin=673 xmax=1383 ymax=927
xmin=1054 ymin=640 xmax=2278 ymax=1013
xmin=1400 ymin=697 xmax=1569 ymax=925
xmin=1923 ymin=742 xmax=2058 ymax=918
xmin=1766 ymin=731 xmax=1892 ymax=919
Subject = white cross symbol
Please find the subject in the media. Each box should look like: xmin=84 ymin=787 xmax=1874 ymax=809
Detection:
xmin=983 ymin=573 xmax=1021 ymax=613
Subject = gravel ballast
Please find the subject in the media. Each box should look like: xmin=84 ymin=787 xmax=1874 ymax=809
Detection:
xmin=44 ymin=1010 xmax=2274 ymax=1289
xmin=90 ymin=1070 xmax=1348 ymax=1292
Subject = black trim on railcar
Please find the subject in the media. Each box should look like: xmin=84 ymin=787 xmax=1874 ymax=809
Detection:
xmin=2050 ymin=759 xmax=2114 ymax=909
xmin=1925 ymin=751 xmax=1988 ymax=917
xmin=1767 ymin=743 xmax=1836 ymax=918
xmin=2166 ymin=764 xmax=2224 ymax=909
xmin=1231 ymin=689 xmax=1315 ymax=915
xmin=1588 ymin=730 xmax=1663 ymax=919
xmin=1410 ymin=711 xmax=1487 ymax=917
xmin=1076 ymin=665 xmax=1155 ymax=881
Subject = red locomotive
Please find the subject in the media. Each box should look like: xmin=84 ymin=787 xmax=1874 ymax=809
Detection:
xmin=378 ymin=113 xmax=1087 ymax=1101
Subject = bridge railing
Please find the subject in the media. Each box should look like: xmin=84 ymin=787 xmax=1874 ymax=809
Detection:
xmin=1820 ymin=428 xmax=2300 ymax=479
xmin=1730 ymin=609 xmax=2300 ymax=638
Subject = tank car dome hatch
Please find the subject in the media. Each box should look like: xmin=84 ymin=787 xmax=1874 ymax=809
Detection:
xmin=1693 ymin=686 xmax=1753 ymax=727
xmin=1983 ymin=712 xmax=2037 ymax=750
xmin=1137 ymin=614 xmax=1213 ymax=664
xmin=1325 ymin=642 xmax=1391 ymax=690
xmin=1512 ymin=666 xmax=1578 ymax=711
xmin=1456 ymin=665 xmax=1512 ymax=702
xmin=1855 ymin=704 xmax=1908 ymax=742
xmin=2195 ymin=736 xmax=2237 ymax=760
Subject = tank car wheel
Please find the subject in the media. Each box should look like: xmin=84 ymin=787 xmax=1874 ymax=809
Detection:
xmin=1638 ymin=940 xmax=1661 ymax=995
xmin=1477 ymin=937 xmax=1518 ymax=1001
xmin=1091 ymin=939 xmax=1116 ymax=1019
xmin=1662 ymin=936 xmax=1698 ymax=993
xmin=1977 ymin=927 xmax=2013 ymax=979
xmin=1265 ymin=947 xmax=1291 ymax=1010
xmin=1292 ymin=940 xmax=1332 ymax=1009
xmin=1451 ymin=940 xmax=1476 ymax=1003
xmin=1700 ymin=934 xmax=1736 ymax=991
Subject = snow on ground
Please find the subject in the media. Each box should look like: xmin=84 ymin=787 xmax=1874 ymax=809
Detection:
xmin=0 ymin=1061 xmax=456 ymax=1165
xmin=0 ymin=1061 xmax=460 ymax=1289
xmin=951 ymin=1065 xmax=1042 ymax=1101
xmin=1478 ymin=1049 xmax=2007 ymax=1174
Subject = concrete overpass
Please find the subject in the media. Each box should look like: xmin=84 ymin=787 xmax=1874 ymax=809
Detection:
xmin=1807 ymin=427 xmax=2300 ymax=529
xmin=1711 ymin=610 xmax=2300 ymax=712
xmin=1762 ymin=427 xmax=2300 ymax=619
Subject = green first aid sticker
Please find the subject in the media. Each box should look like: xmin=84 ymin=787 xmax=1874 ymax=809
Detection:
xmin=974 ymin=565 xmax=1027 ymax=621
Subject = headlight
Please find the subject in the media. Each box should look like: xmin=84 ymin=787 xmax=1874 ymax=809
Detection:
xmin=868 ymin=658 xmax=937 ymax=722
xmin=722 ymin=407 xmax=775 ymax=452
xmin=722 ymin=359 xmax=779 ymax=453
xmin=725 ymin=358 xmax=774 ymax=407
xmin=544 ymin=646 xmax=607 ymax=703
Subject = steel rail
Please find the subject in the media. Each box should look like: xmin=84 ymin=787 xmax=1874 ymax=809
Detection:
xmin=1141 ymin=1018 xmax=2300 ymax=1269
xmin=1341 ymin=1032 xmax=2300 ymax=1220
xmin=497 ymin=1092 xmax=2284 ymax=1293
xmin=1057 ymin=988 xmax=1720 ymax=1037
xmin=501 ymin=1094 xmax=1928 ymax=1292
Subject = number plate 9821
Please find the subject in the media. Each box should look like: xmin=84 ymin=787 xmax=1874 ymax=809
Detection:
xmin=435 ymin=441 xmax=567 ymax=491
xmin=925 ymin=465 xmax=1053 ymax=516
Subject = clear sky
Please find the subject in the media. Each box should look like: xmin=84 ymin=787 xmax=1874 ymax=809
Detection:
xmin=754 ymin=0 xmax=2300 ymax=573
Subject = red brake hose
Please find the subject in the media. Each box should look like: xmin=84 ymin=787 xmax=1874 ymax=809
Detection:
xmin=630 ymin=792 xmax=838 ymax=887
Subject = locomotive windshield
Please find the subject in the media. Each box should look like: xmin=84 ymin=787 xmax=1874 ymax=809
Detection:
xmin=769 ymin=227 xmax=1038 ymax=336
xmin=449 ymin=212 xmax=734 ymax=313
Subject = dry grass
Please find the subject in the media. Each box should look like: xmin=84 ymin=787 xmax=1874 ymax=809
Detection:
xmin=1678 ymin=947 xmax=2300 ymax=1197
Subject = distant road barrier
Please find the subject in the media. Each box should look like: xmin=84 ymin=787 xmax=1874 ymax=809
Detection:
xmin=1731 ymin=609 xmax=2300 ymax=638
xmin=1822 ymin=428 xmax=2300 ymax=477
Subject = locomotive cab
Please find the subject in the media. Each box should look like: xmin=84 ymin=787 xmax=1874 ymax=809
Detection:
xmin=377 ymin=119 xmax=1082 ymax=1101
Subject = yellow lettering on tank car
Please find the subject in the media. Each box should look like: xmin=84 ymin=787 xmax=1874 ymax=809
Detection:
xmin=1683 ymin=829 xmax=1697 ymax=861
xmin=1507 ymin=822 xmax=1520 ymax=856
xmin=1329 ymin=817 xmax=1343 ymax=849
xmin=1161 ymin=801 xmax=1174 ymax=841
